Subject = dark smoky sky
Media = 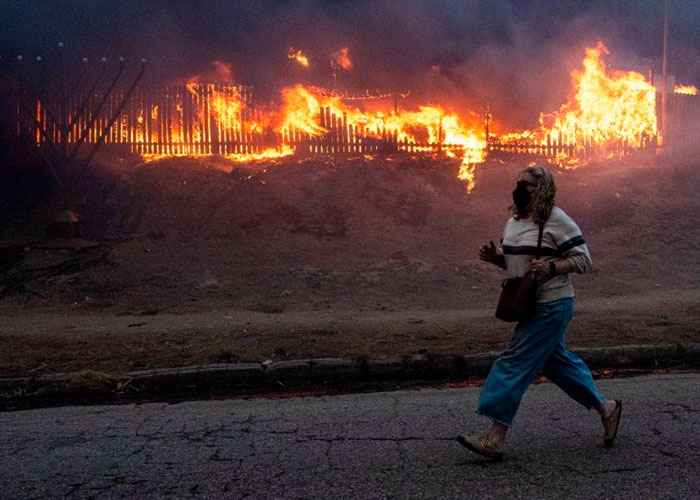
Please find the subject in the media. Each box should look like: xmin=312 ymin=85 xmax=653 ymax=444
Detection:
xmin=2 ymin=0 xmax=699 ymax=130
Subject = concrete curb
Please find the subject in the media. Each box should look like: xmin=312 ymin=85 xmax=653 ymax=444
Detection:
xmin=1 ymin=343 xmax=699 ymax=403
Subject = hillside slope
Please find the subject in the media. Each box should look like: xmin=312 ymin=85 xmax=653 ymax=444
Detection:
xmin=1 ymin=153 xmax=699 ymax=314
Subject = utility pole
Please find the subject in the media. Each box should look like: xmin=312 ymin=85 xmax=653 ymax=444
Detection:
xmin=660 ymin=0 xmax=669 ymax=153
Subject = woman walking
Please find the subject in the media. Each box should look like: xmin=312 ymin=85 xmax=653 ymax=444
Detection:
xmin=457 ymin=166 xmax=621 ymax=460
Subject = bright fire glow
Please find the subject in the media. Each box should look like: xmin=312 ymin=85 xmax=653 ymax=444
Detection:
xmin=133 ymin=79 xmax=485 ymax=190
xmin=38 ymin=41 xmax=694 ymax=192
xmin=142 ymin=146 xmax=295 ymax=164
xmin=128 ymin=42 xmax=669 ymax=188
xmin=274 ymin=84 xmax=485 ymax=189
xmin=501 ymin=42 xmax=657 ymax=161
xmin=227 ymin=145 xmax=296 ymax=162
xmin=131 ymin=83 xmax=270 ymax=159
xmin=674 ymin=84 xmax=698 ymax=95
xmin=287 ymin=47 xmax=309 ymax=67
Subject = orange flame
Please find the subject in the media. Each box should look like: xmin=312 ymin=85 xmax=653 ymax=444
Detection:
xmin=136 ymin=78 xmax=485 ymax=189
xmin=287 ymin=47 xmax=309 ymax=67
xmin=275 ymin=85 xmax=485 ymax=189
xmin=134 ymin=82 xmax=268 ymax=158
xmin=227 ymin=145 xmax=295 ymax=163
xmin=331 ymin=47 xmax=352 ymax=70
xmin=501 ymin=42 xmax=657 ymax=160
xmin=277 ymin=85 xmax=331 ymax=135
xmin=674 ymin=84 xmax=698 ymax=95
xmin=59 ymin=41 xmax=672 ymax=191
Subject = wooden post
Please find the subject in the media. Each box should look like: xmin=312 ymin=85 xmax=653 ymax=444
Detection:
xmin=181 ymin=86 xmax=188 ymax=155
xmin=170 ymin=86 xmax=177 ymax=154
xmin=172 ymin=86 xmax=179 ymax=155
xmin=163 ymin=86 xmax=170 ymax=155
xmin=141 ymin=89 xmax=148 ymax=154
xmin=154 ymin=88 xmax=160 ymax=154
xmin=211 ymin=85 xmax=220 ymax=156
xmin=333 ymin=112 xmax=340 ymax=153
xmin=188 ymin=85 xmax=198 ymax=154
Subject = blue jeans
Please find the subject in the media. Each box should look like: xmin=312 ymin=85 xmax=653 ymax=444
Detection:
xmin=477 ymin=297 xmax=605 ymax=427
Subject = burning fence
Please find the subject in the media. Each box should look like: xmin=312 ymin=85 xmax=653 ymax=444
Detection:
xmin=19 ymin=80 xmax=484 ymax=158
xmin=493 ymin=42 xmax=668 ymax=164
xmin=8 ymin=42 xmax=700 ymax=190
xmin=15 ymin=70 xmax=487 ymax=189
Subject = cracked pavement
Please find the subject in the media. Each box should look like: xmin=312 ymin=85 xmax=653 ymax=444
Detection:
xmin=1 ymin=373 xmax=699 ymax=499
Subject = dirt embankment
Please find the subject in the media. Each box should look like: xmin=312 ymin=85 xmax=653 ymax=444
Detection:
xmin=1 ymin=154 xmax=699 ymax=375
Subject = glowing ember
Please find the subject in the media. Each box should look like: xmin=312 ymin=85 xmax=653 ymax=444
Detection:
xmin=142 ymin=145 xmax=295 ymax=164
xmin=674 ymin=84 xmax=698 ymax=96
xmin=227 ymin=145 xmax=295 ymax=162
xmin=331 ymin=47 xmax=352 ymax=70
xmin=287 ymin=47 xmax=309 ymax=67
xmin=501 ymin=42 xmax=657 ymax=159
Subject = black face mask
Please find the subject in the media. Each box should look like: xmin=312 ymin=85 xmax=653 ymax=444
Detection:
xmin=512 ymin=181 xmax=532 ymax=210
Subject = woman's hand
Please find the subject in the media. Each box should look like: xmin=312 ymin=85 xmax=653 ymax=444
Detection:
xmin=529 ymin=258 xmax=551 ymax=277
xmin=479 ymin=241 xmax=505 ymax=268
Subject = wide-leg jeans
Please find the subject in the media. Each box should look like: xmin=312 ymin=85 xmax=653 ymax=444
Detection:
xmin=477 ymin=297 xmax=605 ymax=427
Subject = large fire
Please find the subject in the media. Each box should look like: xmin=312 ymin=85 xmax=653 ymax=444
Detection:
xmin=139 ymin=82 xmax=485 ymax=189
xmin=136 ymin=42 xmax=672 ymax=178
xmin=274 ymin=84 xmax=484 ymax=188
xmin=501 ymin=42 xmax=657 ymax=161
xmin=31 ymin=41 xmax=698 ymax=190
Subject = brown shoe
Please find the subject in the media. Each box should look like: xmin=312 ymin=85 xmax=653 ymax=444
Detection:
xmin=457 ymin=434 xmax=504 ymax=460
xmin=602 ymin=400 xmax=622 ymax=447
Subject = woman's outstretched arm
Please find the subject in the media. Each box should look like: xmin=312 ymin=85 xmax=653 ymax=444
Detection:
xmin=479 ymin=240 xmax=506 ymax=269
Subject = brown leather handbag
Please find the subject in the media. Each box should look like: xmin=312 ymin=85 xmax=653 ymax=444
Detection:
xmin=495 ymin=222 xmax=544 ymax=322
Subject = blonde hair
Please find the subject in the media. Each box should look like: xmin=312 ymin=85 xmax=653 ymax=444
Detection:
xmin=511 ymin=165 xmax=556 ymax=224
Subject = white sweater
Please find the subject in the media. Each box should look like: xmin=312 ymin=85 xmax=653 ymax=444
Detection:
xmin=501 ymin=206 xmax=592 ymax=303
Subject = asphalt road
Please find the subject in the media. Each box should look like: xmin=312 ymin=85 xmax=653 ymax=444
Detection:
xmin=2 ymin=373 xmax=699 ymax=499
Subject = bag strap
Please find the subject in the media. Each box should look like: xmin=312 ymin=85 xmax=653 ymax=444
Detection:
xmin=535 ymin=222 xmax=544 ymax=259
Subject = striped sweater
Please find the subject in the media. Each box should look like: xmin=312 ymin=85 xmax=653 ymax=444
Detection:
xmin=501 ymin=206 xmax=592 ymax=303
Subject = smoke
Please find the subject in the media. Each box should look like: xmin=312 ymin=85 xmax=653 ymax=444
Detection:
xmin=2 ymin=0 xmax=699 ymax=129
